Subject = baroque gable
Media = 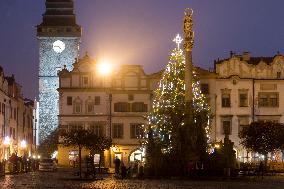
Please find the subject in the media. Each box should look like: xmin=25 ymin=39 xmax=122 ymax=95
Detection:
xmin=215 ymin=53 xmax=284 ymax=79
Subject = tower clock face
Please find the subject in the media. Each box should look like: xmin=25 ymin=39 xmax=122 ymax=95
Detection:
xmin=52 ymin=40 xmax=65 ymax=53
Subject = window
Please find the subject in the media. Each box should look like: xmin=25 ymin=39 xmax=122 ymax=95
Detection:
xmin=239 ymin=90 xmax=248 ymax=107
xmin=132 ymin=102 xmax=147 ymax=112
xmin=222 ymin=93 xmax=231 ymax=107
xmin=130 ymin=123 xmax=144 ymax=139
xmin=258 ymin=92 xmax=279 ymax=107
xmin=93 ymin=123 xmax=104 ymax=137
xmin=201 ymin=84 xmax=209 ymax=94
xmin=95 ymin=96 xmax=100 ymax=105
xmin=238 ymin=117 xmax=249 ymax=133
xmin=128 ymin=94 xmax=134 ymax=101
xmin=277 ymin=72 xmax=281 ymax=79
xmin=67 ymin=96 xmax=73 ymax=105
xmin=112 ymin=123 xmax=123 ymax=138
xmin=222 ymin=120 xmax=232 ymax=135
xmin=68 ymin=122 xmax=84 ymax=131
xmin=82 ymin=76 xmax=89 ymax=85
xmin=114 ymin=102 xmax=130 ymax=112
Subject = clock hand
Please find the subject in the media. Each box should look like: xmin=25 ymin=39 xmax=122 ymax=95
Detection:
xmin=54 ymin=45 xmax=61 ymax=50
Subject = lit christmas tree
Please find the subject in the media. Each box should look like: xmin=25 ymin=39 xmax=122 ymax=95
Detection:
xmin=145 ymin=34 xmax=210 ymax=155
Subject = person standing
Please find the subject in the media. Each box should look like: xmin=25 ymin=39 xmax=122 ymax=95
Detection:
xmin=114 ymin=157 xmax=121 ymax=174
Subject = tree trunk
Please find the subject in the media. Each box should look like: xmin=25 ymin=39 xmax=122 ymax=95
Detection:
xmin=79 ymin=146 xmax=82 ymax=179
xmin=264 ymin=153 xmax=268 ymax=172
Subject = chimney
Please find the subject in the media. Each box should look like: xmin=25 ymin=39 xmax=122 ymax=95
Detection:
xmin=242 ymin=52 xmax=251 ymax=61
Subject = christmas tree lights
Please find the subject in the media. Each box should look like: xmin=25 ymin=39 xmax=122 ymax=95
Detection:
xmin=144 ymin=34 xmax=211 ymax=154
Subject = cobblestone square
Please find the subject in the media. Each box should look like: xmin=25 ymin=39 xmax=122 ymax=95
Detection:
xmin=0 ymin=168 xmax=284 ymax=189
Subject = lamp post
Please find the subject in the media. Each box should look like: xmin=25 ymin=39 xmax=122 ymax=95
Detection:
xmin=97 ymin=60 xmax=113 ymax=167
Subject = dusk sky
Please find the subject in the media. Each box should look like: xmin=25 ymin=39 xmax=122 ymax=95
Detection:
xmin=0 ymin=0 xmax=284 ymax=99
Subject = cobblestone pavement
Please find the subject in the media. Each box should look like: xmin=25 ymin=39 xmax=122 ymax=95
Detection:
xmin=0 ymin=168 xmax=284 ymax=189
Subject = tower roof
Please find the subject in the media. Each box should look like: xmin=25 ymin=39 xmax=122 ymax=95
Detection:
xmin=37 ymin=0 xmax=81 ymax=37
xmin=40 ymin=0 xmax=77 ymax=26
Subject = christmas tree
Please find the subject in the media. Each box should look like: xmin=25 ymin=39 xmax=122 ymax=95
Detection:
xmin=143 ymin=34 xmax=210 ymax=175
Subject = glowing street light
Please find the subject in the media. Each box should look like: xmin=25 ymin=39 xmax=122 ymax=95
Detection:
xmin=3 ymin=136 xmax=11 ymax=146
xmin=20 ymin=140 xmax=27 ymax=149
xmin=97 ymin=59 xmax=112 ymax=76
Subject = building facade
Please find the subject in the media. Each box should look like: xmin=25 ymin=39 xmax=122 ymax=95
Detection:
xmin=0 ymin=68 xmax=35 ymax=160
xmin=57 ymin=55 xmax=161 ymax=166
xmin=200 ymin=52 xmax=284 ymax=162
xmin=37 ymin=0 xmax=81 ymax=142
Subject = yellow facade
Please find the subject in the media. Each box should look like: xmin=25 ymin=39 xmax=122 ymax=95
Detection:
xmin=58 ymin=144 xmax=143 ymax=168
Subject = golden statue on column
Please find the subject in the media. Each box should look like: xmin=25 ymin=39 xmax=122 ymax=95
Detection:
xmin=183 ymin=8 xmax=194 ymax=103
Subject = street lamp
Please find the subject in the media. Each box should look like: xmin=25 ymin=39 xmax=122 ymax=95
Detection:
xmin=97 ymin=59 xmax=112 ymax=76
xmin=20 ymin=140 xmax=27 ymax=149
xmin=96 ymin=60 xmax=113 ymax=167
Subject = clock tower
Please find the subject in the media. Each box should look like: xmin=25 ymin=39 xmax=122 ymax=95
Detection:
xmin=37 ymin=0 xmax=81 ymax=142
